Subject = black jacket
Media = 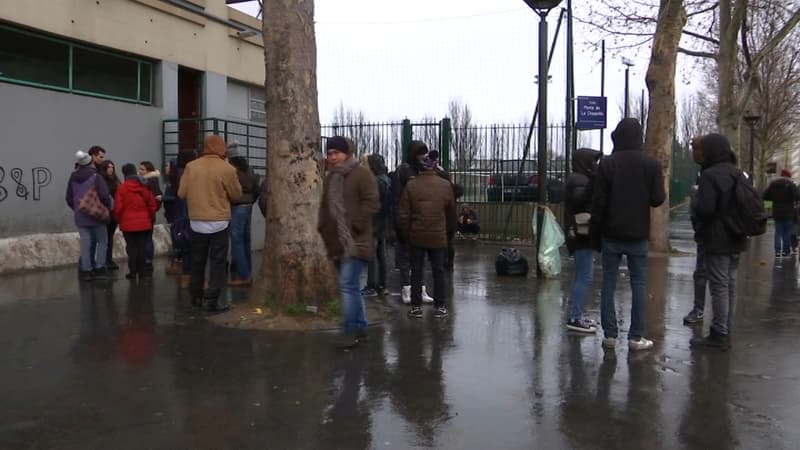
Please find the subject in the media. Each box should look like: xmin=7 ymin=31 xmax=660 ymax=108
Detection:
xmin=591 ymin=119 xmax=666 ymax=241
xmin=763 ymin=178 xmax=800 ymax=220
xmin=692 ymin=133 xmax=747 ymax=254
xmin=232 ymin=168 xmax=261 ymax=206
xmin=565 ymin=148 xmax=601 ymax=253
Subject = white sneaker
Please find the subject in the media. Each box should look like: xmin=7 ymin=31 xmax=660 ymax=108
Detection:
xmin=401 ymin=285 xmax=411 ymax=304
xmin=422 ymin=286 xmax=434 ymax=303
xmin=629 ymin=337 xmax=654 ymax=351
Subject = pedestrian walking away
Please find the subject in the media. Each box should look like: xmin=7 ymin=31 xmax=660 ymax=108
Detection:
xmin=564 ymin=148 xmax=602 ymax=334
xmin=398 ymin=153 xmax=457 ymax=319
xmin=690 ymin=133 xmax=748 ymax=350
xmin=762 ymin=169 xmax=800 ymax=258
xmin=591 ymin=118 xmax=665 ymax=351
xmin=114 ymin=164 xmax=157 ymax=281
xmin=178 ymin=135 xmax=242 ymax=313
xmin=318 ymin=136 xmax=379 ymax=349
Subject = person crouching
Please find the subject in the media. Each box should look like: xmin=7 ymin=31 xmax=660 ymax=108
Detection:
xmin=114 ymin=164 xmax=157 ymax=281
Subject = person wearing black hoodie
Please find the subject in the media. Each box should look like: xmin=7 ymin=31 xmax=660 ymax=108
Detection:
xmin=564 ymin=148 xmax=602 ymax=334
xmin=591 ymin=118 xmax=665 ymax=351
xmin=762 ymin=169 xmax=800 ymax=258
xmin=690 ymin=133 xmax=748 ymax=350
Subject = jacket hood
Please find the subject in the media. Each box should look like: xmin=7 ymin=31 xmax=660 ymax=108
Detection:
xmin=611 ymin=118 xmax=644 ymax=152
xmin=70 ymin=165 xmax=97 ymax=183
xmin=700 ymin=133 xmax=736 ymax=169
xmin=572 ymin=148 xmax=601 ymax=177
xmin=122 ymin=177 xmax=149 ymax=193
xmin=203 ymin=135 xmax=227 ymax=158
xmin=406 ymin=140 xmax=429 ymax=165
xmin=143 ymin=170 xmax=161 ymax=179
xmin=367 ymin=154 xmax=388 ymax=175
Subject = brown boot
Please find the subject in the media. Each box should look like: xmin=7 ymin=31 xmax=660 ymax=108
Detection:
xmin=165 ymin=259 xmax=182 ymax=275
xmin=180 ymin=274 xmax=191 ymax=289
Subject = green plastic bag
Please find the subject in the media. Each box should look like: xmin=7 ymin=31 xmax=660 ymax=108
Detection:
xmin=531 ymin=206 xmax=565 ymax=278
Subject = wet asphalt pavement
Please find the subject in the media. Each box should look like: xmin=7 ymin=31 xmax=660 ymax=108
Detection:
xmin=1 ymin=208 xmax=800 ymax=450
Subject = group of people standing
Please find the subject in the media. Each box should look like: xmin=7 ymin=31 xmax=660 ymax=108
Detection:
xmin=66 ymin=136 xmax=263 ymax=314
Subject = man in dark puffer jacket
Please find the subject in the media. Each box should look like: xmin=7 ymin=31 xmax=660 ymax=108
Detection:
xmin=591 ymin=118 xmax=665 ymax=351
xmin=763 ymin=169 xmax=800 ymax=258
xmin=690 ymin=133 xmax=748 ymax=350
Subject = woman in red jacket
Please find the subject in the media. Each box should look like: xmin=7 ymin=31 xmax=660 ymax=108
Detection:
xmin=114 ymin=164 xmax=157 ymax=280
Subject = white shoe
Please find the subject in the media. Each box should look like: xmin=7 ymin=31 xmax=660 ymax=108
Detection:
xmin=401 ymin=285 xmax=411 ymax=304
xmin=629 ymin=337 xmax=654 ymax=351
xmin=422 ymin=286 xmax=434 ymax=303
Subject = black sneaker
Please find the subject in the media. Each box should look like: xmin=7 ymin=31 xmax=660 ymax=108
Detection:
xmin=106 ymin=261 xmax=119 ymax=271
xmin=335 ymin=334 xmax=360 ymax=350
xmin=355 ymin=329 xmax=369 ymax=343
xmin=407 ymin=307 xmax=423 ymax=318
xmin=206 ymin=302 xmax=230 ymax=314
xmin=690 ymin=329 xmax=730 ymax=351
xmin=566 ymin=319 xmax=597 ymax=333
xmin=361 ymin=287 xmax=378 ymax=297
xmin=92 ymin=268 xmax=110 ymax=281
xmin=433 ymin=306 xmax=449 ymax=318
xmin=683 ymin=308 xmax=704 ymax=325
xmin=125 ymin=272 xmax=137 ymax=280
xmin=79 ymin=270 xmax=94 ymax=282
xmin=191 ymin=298 xmax=204 ymax=308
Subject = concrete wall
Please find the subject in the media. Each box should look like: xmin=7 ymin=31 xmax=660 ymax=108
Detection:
xmin=0 ymin=0 xmax=264 ymax=87
xmin=0 ymin=82 xmax=162 ymax=237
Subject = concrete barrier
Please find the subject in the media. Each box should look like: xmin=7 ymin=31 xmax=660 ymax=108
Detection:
xmin=0 ymin=224 xmax=172 ymax=275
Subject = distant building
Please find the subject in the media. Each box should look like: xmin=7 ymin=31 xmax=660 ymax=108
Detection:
xmin=0 ymin=0 xmax=265 ymax=237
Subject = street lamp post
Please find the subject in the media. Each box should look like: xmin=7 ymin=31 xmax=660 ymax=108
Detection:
xmin=743 ymin=114 xmax=761 ymax=178
xmin=622 ymin=57 xmax=634 ymax=118
xmin=523 ymin=0 xmax=562 ymax=277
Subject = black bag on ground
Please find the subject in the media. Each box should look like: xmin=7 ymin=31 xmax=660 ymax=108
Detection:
xmin=495 ymin=248 xmax=529 ymax=276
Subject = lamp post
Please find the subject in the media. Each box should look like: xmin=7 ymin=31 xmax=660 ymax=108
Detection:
xmin=622 ymin=57 xmax=634 ymax=118
xmin=743 ymin=114 xmax=761 ymax=178
xmin=524 ymin=0 xmax=562 ymax=276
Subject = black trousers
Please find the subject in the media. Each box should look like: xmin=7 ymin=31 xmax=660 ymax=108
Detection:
xmin=106 ymin=221 xmax=118 ymax=264
xmin=190 ymin=228 xmax=229 ymax=303
xmin=446 ymin=231 xmax=455 ymax=271
xmin=123 ymin=230 xmax=151 ymax=276
xmin=410 ymin=246 xmax=446 ymax=308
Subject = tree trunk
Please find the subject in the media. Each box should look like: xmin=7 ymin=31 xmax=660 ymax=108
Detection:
xmin=716 ymin=0 xmax=748 ymax=153
xmin=255 ymin=0 xmax=338 ymax=309
xmin=644 ymin=0 xmax=687 ymax=252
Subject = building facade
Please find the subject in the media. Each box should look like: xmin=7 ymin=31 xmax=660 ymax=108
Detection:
xmin=0 ymin=0 xmax=266 ymax=239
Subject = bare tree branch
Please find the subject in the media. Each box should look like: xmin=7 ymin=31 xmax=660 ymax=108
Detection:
xmin=678 ymin=46 xmax=718 ymax=59
xmin=687 ymin=2 xmax=719 ymax=17
xmin=682 ymin=28 xmax=720 ymax=44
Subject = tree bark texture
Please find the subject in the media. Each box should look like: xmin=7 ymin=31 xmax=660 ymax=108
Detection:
xmin=257 ymin=0 xmax=338 ymax=308
xmin=716 ymin=0 xmax=748 ymax=153
xmin=644 ymin=0 xmax=687 ymax=252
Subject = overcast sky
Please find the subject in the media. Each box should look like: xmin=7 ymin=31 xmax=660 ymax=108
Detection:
xmin=233 ymin=1 xmax=693 ymax=150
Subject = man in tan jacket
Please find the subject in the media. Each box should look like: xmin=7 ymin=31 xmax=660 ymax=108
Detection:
xmin=178 ymin=134 xmax=242 ymax=312
xmin=318 ymin=136 xmax=379 ymax=348
xmin=399 ymin=154 xmax=456 ymax=319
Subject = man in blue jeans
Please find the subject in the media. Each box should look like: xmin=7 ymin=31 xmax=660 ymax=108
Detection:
xmin=763 ymin=169 xmax=800 ymax=258
xmin=318 ymin=136 xmax=379 ymax=349
xmin=591 ymin=118 xmax=665 ymax=351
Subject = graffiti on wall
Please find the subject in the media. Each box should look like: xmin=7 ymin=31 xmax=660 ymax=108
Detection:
xmin=0 ymin=167 xmax=53 ymax=202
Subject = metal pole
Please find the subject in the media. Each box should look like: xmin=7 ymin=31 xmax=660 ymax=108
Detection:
xmin=600 ymin=40 xmax=605 ymax=154
xmin=565 ymin=0 xmax=574 ymax=176
xmin=624 ymin=66 xmax=630 ymax=118
xmin=536 ymin=11 xmax=548 ymax=277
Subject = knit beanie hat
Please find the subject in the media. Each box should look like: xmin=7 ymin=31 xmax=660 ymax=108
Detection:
xmin=781 ymin=169 xmax=792 ymax=178
xmin=326 ymin=136 xmax=350 ymax=154
xmin=75 ymin=150 xmax=92 ymax=166
xmin=227 ymin=140 xmax=240 ymax=159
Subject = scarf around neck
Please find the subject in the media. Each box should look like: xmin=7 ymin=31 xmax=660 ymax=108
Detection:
xmin=327 ymin=157 xmax=360 ymax=257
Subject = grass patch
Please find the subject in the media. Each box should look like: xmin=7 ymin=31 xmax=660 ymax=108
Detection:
xmin=324 ymin=299 xmax=342 ymax=317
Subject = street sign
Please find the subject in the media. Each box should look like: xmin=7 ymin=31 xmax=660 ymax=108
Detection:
xmin=576 ymin=96 xmax=607 ymax=130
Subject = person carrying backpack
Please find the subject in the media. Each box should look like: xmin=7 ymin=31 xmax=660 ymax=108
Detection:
xmin=691 ymin=133 xmax=749 ymax=350
xmin=763 ymin=169 xmax=800 ymax=258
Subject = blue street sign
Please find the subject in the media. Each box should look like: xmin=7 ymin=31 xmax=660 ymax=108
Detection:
xmin=576 ymin=96 xmax=607 ymax=130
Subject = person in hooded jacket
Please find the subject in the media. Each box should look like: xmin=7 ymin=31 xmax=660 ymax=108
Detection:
xmin=393 ymin=140 xmax=435 ymax=304
xmin=564 ymin=148 xmax=602 ymax=333
xmin=690 ymin=133 xmax=748 ymax=350
xmin=98 ymin=160 xmax=121 ymax=272
xmin=227 ymin=142 xmax=261 ymax=286
xmin=591 ymin=118 xmax=665 ymax=351
xmin=363 ymin=153 xmax=392 ymax=297
xmin=178 ymin=135 xmax=243 ymax=312
xmin=683 ymin=136 xmax=709 ymax=326
xmin=66 ymin=150 xmax=113 ymax=282
xmin=762 ymin=169 xmax=800 ymax=258
xmin=115 ymin=164 xmax=158 ymax=280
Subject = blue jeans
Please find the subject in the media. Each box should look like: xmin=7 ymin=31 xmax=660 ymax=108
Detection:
xmin=569 ymin=249 xmax=594 ymax=321
xmin=339 ymin=258 xmax=368 ymax=335
xmin=600 ymin=239 xmax=648 ymax=339
xmin=78 ymin=225 xmax=108 ymax=272
xmin=230 ymin=205 xmax=253 ymax=279
xmin=774 ymin=219 xmax=793 ymax=254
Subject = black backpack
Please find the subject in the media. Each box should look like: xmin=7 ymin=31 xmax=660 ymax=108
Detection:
xmin=495 ymin=248 xmax=529 ymax=276
xmin=723 ymin=172 xmax=768 ymax=237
